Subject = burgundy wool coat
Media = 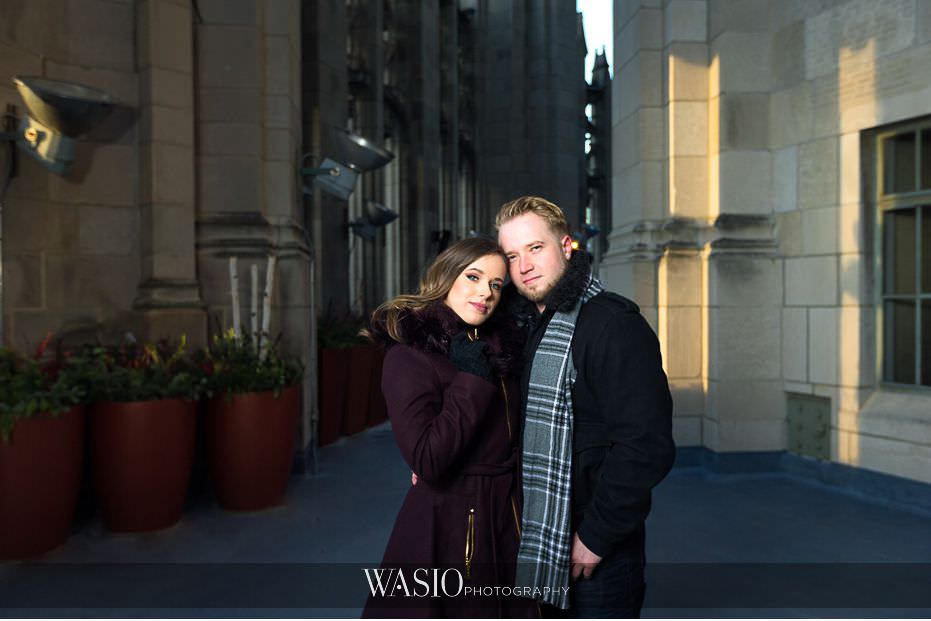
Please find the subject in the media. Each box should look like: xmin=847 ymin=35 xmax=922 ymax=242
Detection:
xmin=362 ymin=304 xmax=537 ymax=619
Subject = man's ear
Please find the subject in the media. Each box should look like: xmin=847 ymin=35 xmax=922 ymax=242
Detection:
xmin=560 ymin=234 xmax=573 ymax=259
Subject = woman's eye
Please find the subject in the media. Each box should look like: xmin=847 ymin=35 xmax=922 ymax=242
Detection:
xmin=491 ymin=282 xmax=502 ymax=291
xmin=466 ymin=274 xmax=479 ymax=281
xmin=506 ymin=255 xmax=517 ymax=262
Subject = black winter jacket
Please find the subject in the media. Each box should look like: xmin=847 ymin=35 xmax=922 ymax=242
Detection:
xmin=505 ymin=250 xmax=676 ymax=559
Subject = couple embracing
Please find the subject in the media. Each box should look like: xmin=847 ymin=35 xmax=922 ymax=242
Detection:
xmin=363 ymin=197 xmax=675 ymax=618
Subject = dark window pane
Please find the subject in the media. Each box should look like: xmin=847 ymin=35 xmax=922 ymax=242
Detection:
xmin=923 ymin=130 xmax=931 ymax=189
xmin=885 ymin=300 xmax=916 ymax=384
xmin=883 ymin=209 xmax=916 ymax=294
xmin=924 ymin=302 xmax=931 ymax=387
xmin=883 ymin=132 xmax=917 ymax=194
xmin=924 ymin=207 xmax=931 ymax=293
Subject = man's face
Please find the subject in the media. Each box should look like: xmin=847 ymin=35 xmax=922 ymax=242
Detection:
xmin=497 ymin=212 xmax=572 ymax=307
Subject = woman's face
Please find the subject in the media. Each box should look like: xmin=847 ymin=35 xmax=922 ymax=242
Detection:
xmin=443 ymin=253 xmax=507 ymax=326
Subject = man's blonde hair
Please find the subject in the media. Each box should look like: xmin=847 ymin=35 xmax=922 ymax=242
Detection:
xmin=495 ymin=196 xmax=570 ymax=239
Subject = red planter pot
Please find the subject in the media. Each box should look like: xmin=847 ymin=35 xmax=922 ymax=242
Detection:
xmin=205 ymin=386 xmax=300 ymax=511
xmin=343 ymin=345 xmax=378 ymax=436
xmin=0 ymin=406 xmax=85 ymax=559
xmin=318 ymin=347 xmax=350 ymax=446
xmin=90 ymin=399 xmax=196 ymax=532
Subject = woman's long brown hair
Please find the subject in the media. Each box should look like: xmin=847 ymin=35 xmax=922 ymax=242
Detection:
xmin=368 ymin=237 xmax=507 ymax=343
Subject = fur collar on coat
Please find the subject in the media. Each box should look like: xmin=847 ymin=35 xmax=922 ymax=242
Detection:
xmin=369 ymin=302 xmax=524 ymax=378
xmin=502 ymin=249 xmax=594 ymax=324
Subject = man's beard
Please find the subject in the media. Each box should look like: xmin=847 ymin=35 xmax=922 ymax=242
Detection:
xmin=516 ymin=280 xmax=551 ymax=303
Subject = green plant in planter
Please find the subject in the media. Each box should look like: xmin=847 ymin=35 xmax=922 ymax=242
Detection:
xmin=76 ymin=336 xmax=207 ymax=403
xmin=0 ymin=336 xmax=85 ymax=443
xmin=196 ymin=329 xmax=304 ymax=398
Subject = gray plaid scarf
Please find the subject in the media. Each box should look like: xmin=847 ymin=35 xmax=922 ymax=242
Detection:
xmin=514 ymin=272 xmax=603 ymax=609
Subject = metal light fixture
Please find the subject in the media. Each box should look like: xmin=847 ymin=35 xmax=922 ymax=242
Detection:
xmin=349 ymin=200 xmax=399 ymax=240
xmin=300 ymin=127 xmax=394 ymax=200
xmin=2 ymin=76 xmax=117 ymax=174
xmin=0 ymin=76 xmax=118 ymax=347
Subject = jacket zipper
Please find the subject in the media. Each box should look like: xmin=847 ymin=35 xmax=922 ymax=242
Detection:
xmin=501 ymin=380 xmax=522 ymax=540
xmin=465 ymin=507 xmax=475 ymax=580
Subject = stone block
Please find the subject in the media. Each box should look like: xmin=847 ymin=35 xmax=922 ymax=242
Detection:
xmin=771 ymin=19 xmax=805 ymax=90
xmin=195 ymin=0 xmax=257 ymax=25
xmin=670 ymin=101 xmax=708 ymax=156
xmin=785 ymin=256 xmax=837 ymax=306
xmin=670 ymin=378 xmax=705 ymax=416
xmin=921 ymin=0 xmax=931 ymax=44
xmin=3 ymin=200 xmax=77 ymax=253
xmin=708 ymin=0 xmax=773 ymax=39
xmin=855 ymin=434 xmax=931 ymax=484
xmin=44 ymin=61 xmax=140 ymax=110
xmin=264 ymin=161 xmax=295 ymax=217
xmin=45 ymin=255 xmax=139 ymax=312
xmin=64 ymin=0 xmax=135 ymax=72
xmin=777 ymin=210 xmax=802 ymax=257
xmin=148 ymin=143 xmax=195 ymax=205
xmin=837 ymin=305 xmax=870 ymax=388
xmin=141 ymin=105 xmax=195 ymax=146
xmin=640 ymin=107 xmax=666 ymax=161
xmin=702 ymin=417 xmax=720 ymax=451
xmin=0 ymin=45 xmax=41 ymax=95
xmin=264 ymin=35 xmax=291 ymax=95
xmin=709 ymin=31 xmax=772 ymax=95
xmin=720 ymin=93 xmax=769 ymax=151
xmin=711 ymin=379 xmax=785 ymax=421
xmin=708 ymin=255 xmax=782 ymax=308
xmin=839 ymin=131 xmax=861 ymax=206
xmin=11 ymin=311 xmax=99 ymax=355
xmin=798 ymin=137 xmax=838 ymax=209
xmin=666 ymin=42 xmax=708 ymax=103
xmin=4 ymin=254 xmax=43 ymax=309
xmin=839 ymin=253 xmax=867 ymax=306
xmin=265 ymin=95 xmax=292 ymax=129
xmin=661 ymin=305 xmax=702 ymax=378
xmin=801 ymin=206 xmax=839 ymax=255
xmin=856 ymin=391 xmax=931 ymax=445
xmin=716 ymin=151 xmax=772 ymax=214
xmin=665 ymin=0 xmax=707 ymax=44
xmin=613 ymin=114 xmax=639 ymax=172
xmin=141 ymin=67 xmax=194 ymax=109
xmin=49 ymin=144 xmax=135 ymax=206
xmin=264 ymin=129 xmax=294 ymax=161
xmin=769 ymin=82 xmax=813 ymax=150
xmin=669 ymin=156 xmax=708 ymax=218
xmin=772 ymin=146 xmax=797 ymax=213
xmin=197 ymin=25 xmax=260 ymax=89
xmin=600 ymin=259 xmax=658 ymax=310
xmin=138 ymin=0 xmax=193 ymax=73
xmin=782 ymin=307 xmax=807 ymax=382
xmin=198 ymin=122 xmax=261 ymax=156
xmin=672 ymin=415 xmax=702 ymax=446
xmin=198 ymin=155 xmax=261 ymax=213
xmin=659 ymin=251 xmax=702 ymax=307
xmin=708 ymin=307 xmax=781 ymax=380
xmin=808 ymin=307 xmax=838 ymax=385
xmin=78 ymin=205 xmax=139 ymax=256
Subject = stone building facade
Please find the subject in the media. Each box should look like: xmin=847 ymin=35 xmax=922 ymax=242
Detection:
xmin=0 ymin=0 xmax=595 ymax=463
xmin=609 ymin=0 xmax=931 ymax=484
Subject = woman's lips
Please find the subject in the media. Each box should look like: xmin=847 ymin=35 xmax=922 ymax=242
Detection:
xmin=469 ymin=302 xmax=488 ymax=313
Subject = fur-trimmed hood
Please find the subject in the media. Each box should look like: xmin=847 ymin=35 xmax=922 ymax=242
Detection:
xmin=369 ymin=302 xmax=524 ymax=378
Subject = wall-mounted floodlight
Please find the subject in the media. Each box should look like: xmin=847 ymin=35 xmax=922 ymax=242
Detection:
xmin=300 ymin=127 xmax=394 ymax=200
xmin=349 ymin=200 xmax=398 ymax=240
xmin=2 ymin=76 xmax=116 ymax=175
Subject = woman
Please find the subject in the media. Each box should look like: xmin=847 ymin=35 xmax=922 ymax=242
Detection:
xmin=363 ymin=238 xmax=535 ymax=618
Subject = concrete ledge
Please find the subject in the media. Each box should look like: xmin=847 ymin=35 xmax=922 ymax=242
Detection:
xmin=674 ymin=447 xmax=931 ymax=515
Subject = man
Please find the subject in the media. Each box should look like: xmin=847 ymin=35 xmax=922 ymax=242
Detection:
xmin=496 ymin=196 xmax=675 ymax=617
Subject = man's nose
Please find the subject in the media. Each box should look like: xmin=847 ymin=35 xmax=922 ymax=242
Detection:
xmin=519 ymin=256 xmax=533 ymax=274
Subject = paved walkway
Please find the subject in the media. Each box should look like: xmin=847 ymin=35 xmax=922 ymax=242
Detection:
xmin=2 ymin=423 xmax=930 ymax=617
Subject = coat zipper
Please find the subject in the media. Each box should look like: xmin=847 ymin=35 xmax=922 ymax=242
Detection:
xmin=465 ymin=507 xmax=475 ymax=580
xmin=501 ymin=380 xmax=522 ymax=540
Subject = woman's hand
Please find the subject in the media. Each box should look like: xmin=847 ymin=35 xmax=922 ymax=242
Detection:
xmin=448 ymin=332 xmax=493 ymax=381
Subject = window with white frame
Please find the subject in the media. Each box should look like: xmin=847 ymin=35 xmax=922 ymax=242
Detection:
xmin=877 ymin=122 xmax=931 ymax=387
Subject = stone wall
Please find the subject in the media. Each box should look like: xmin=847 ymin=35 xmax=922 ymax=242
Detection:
xmin=609 ymin=0 xmax=931 ymax=483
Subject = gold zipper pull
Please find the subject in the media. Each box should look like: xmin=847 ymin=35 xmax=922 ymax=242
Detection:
xmin=465 ymin=508 xmax=475 ymax=580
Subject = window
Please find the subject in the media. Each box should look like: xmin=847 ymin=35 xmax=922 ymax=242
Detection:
xmin=877 ymin=122 xmax=931 ymax=387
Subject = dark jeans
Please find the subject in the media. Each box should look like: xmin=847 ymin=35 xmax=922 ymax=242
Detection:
xmin=541 ymin=551 xmax=646 ymax=619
